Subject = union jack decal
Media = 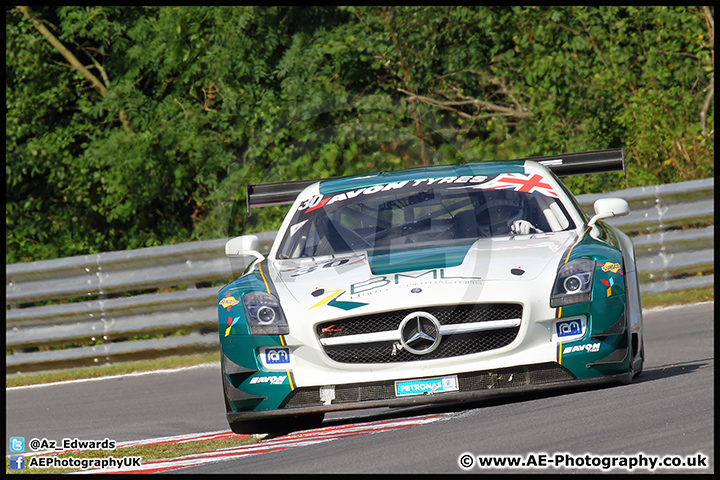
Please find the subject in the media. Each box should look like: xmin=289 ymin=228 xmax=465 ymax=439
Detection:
xmin=479 ymin=173 xmax=558 ymax=198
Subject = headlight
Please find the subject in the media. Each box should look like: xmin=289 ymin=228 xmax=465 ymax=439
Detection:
xmin=242 ymin=291 xmax=289 ymax=335
xmin=550 ymin=258 xmax=595 ymax=307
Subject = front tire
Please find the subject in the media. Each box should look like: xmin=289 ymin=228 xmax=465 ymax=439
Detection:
xmin=632 ymin=340 xmax=644 ymax=379
xmin=223 ymin=370 xmax=325 ymax=434
xmin=229 ymin=413 xmax=325 ymax=435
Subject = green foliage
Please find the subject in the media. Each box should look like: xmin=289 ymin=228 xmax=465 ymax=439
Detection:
xmin=6 ymin=6 xmax=714 ymax=263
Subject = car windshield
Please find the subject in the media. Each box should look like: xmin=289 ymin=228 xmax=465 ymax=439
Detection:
xmin=277 ymin=175 xmax=575 ymax=259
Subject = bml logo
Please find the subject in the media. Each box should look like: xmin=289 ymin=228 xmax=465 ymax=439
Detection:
xmin=265 ymin=348 xmax=291 ymax=365
xmin=9 ymin=455 xmax=25 ymax=470
xmin=556 ymin=319 xmax=582 ymax=337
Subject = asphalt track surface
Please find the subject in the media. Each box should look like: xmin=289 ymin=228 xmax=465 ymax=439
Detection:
xmin=6 ymin=302 xmax=714 ymax=473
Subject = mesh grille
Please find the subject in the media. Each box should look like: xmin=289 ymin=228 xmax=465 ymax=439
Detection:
xmin=324 ymin=328 xmax=519 ymax=363
xmin=281 ymin=363 xmax=575 ymax=409
xmin=317 ymin=304 xmax=522 ymax=339
xmin=316 ymin=304 xmax=522 ymax=364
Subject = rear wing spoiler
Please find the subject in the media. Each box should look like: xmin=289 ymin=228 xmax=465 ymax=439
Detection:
xmin=521 ymin=147 xmax=625 ymax=178
xmin=245 ymin=177 xmax=340 ymax=212
xmin=245 ymin=148 xmax=624 ymax=211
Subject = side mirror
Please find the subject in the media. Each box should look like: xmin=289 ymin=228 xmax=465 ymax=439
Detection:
xmin=587 ymin=198 xmax=629 ymax=227
xmin=225 ymin=235 xmax=264 ymax=261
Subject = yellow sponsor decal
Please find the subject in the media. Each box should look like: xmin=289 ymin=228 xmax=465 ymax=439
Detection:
xmin=600 ymin=262 xmax=621 ymax=273
xmin=219 ymin=296 xmax=240 ymax=309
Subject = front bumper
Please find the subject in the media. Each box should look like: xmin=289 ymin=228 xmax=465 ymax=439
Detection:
xmin=227 ymin=361 xmax=631 ymax=423
xmin=222 ymin=271 xmax=631 ymax=419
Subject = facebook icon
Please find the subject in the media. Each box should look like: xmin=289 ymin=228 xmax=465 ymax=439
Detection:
xmin=9 ymin=455 xmax=25 ymax=470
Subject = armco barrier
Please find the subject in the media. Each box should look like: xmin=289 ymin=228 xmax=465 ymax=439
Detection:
xmin=5 ymin=178 xmax=714 ymax=373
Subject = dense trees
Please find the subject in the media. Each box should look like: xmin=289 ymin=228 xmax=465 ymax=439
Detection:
xmin=6 ymin=6 xmax=714 ymax=263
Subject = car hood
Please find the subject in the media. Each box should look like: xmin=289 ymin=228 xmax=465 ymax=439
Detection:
xmin=273 ymin=232 xmax=576 ymax=310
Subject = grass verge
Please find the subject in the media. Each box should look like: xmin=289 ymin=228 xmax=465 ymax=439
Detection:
xmin=639 ymin=287 xmax=714 ymax=309
xmin=6 ymin=351 xmax=221 ymax=388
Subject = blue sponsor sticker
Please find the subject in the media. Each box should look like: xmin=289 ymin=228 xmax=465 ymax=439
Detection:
xmin=556 ymin=318 xmax=583 ymax=338
xmin=264 ymin=347 xmax=291 ymax=365
xmin=395 ymin=375 xmax=459 ymax=397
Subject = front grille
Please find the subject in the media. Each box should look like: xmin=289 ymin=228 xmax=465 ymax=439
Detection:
xmin=324 ymin=328 xmax=519 ymax=363
xmin=316 ymin=304 xmax=522 ymax=364
xmin=317 ymin=304 xmax=522 ymax=339
xmin=281 ymin=363 xmax=575 ymax=409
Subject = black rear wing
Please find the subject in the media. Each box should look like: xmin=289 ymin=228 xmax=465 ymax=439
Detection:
xmin=245 ymin=148 xmax=624 ymax=211
xmin=245 ymin=177 xmax=340 ymax=212
xmin=521 ymin=147 xmax=625 ymax=178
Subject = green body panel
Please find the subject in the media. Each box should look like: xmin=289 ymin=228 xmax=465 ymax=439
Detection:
xmin=219 ymin=265 xmax=293 ymax=412
xmin=556 ymin=221 xmax=630 ymax=379
xmin=221 ymin=336 xmax=291 ymax=411
xmin=558 ymin=295 xmax=627 ymax=379
xmin=367 ymin=240 xmax=476 ymax=275
xmin=318 ymin=161 xmax=525 ymax=194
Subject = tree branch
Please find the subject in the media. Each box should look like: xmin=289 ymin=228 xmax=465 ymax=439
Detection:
xmin=380 ymin=7 xmax=427 ymax=166
xmin=704 ymin=6 xmax=714 ymax=68
xmin=82 ymin=45 xmax=111 ymax=90
xmin=701 ymin=6 xmax=714 ymax=136
xmin=18 ymin=6 xmax=108 ymax=97
xmin=396 ymin=69 xmax=532 ymax=128
xmin=700 ymin=77 xmax=714 ymax=136
xmin=399 ymin=87 xmax=531 ymax=121
xmin=18 ymin=6 xmax=130 ymax=131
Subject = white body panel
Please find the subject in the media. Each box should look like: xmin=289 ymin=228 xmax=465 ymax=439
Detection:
xmin=266 ymin=232 xmax=577 ymax=387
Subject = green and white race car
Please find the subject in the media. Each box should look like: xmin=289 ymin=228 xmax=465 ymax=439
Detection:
xmin=219 ymin=148 xmax=644 ymax=433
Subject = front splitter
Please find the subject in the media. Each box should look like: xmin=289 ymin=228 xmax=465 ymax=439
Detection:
xmin=227 ymin=365 xmax=631 ymax=423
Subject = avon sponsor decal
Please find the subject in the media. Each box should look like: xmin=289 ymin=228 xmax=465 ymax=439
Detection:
xmin=563 ymin=343 xmax=601 ymax=354
xmin=297 ymin=176 xmax=489 ymax=214
xmin=249 ymin=375 xmax=287 ymax=385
